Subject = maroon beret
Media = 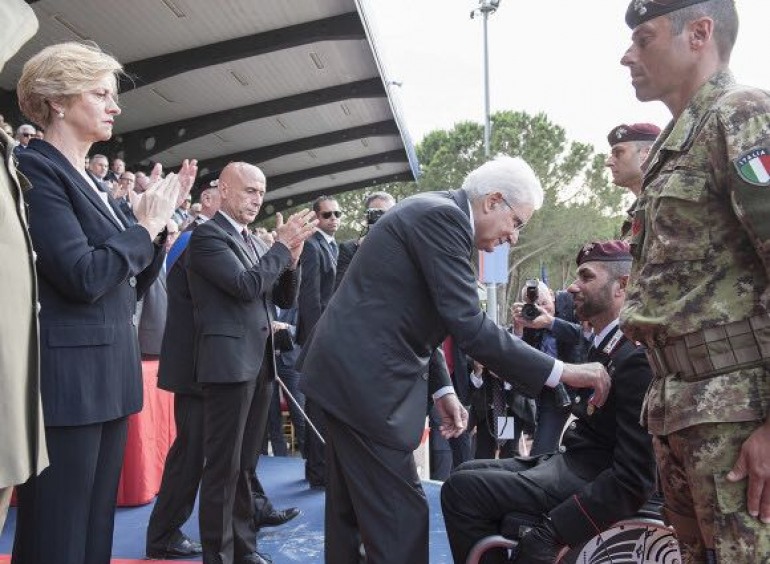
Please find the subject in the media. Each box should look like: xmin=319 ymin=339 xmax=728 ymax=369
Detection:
xmin=626 ymin=0 xmax=710 ymax=29
xmin=576 ymin=241 xmax=632 ymax=266
xmin=607 ymin=123 xmax=661 ymax=146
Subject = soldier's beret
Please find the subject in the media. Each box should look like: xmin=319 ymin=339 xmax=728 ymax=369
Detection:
xmin=576 ymin=241 xmax=632 ymax=266
xmin=191 ymin=178 xmax=219 ymax=201
xmin=626 ymin=0 xmax=710 ymax=29
xmin=607 ymin=123 xmax=661 ymax=146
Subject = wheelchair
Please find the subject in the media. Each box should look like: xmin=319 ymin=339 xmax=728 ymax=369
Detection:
xmin=466 ymin=495 xmax=681 ymax=564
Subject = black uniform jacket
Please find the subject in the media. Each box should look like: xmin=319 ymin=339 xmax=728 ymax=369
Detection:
xmin=548 ymin=319 xmax=656 ymax=546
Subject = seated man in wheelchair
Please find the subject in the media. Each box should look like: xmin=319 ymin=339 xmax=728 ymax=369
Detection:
xmin=441 ymin=240 xmax=657 ymax=563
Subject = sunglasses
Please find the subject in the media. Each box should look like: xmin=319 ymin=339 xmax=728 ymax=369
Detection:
xmin=320 ymin=210 xmax=342 ymax=219
xmin=20 ymin=132 xmax=34 ymax=138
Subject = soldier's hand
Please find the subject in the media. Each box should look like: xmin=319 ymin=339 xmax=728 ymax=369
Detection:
xmin=726 ymin=420 xmax=770 ymax=523
xmin=559 ymin=362 xmax=611 ymax=408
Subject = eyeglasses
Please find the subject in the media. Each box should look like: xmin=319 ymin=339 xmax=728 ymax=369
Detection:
xmin=320 ymin=210 xmax=342 ymax=219
xmin=20 ymin=132 xmax=33 ymax=138
xmin=500 ymin=196 xmax=526 ymax=231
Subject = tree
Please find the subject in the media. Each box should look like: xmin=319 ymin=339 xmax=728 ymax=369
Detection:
xmin=259 ymin=110 xmax=628 ymax=320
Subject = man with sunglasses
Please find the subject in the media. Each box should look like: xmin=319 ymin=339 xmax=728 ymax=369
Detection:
xmin=297 ymin=195 xmax=343 ymax=488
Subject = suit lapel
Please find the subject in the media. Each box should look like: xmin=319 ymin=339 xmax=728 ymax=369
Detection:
xmin=30 ymin=141 xmax=124 ymax=231
xmin=314 ymin=231 xmax=339 ymax=271
xmin=591 ymin=325 xmax=624 ymax=362
xmin=212 ymin=212 xmax=256 ymax=268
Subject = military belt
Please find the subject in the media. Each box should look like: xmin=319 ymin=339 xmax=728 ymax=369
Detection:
xmin=645 ymin=313 xmax=770 ymax=381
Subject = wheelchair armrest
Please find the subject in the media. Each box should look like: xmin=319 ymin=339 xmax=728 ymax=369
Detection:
xmin=466 ymin=535 xmax=518 ymax=564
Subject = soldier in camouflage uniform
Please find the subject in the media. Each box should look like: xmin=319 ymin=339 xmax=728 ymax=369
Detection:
xmin=604 ymin=123 xmax=660 ymax=238
xmin=619 ymin=0 xmax=770 ymax=562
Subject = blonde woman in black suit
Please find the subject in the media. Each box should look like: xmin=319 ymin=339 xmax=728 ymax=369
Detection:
xmin=12 ymin=41 xmax=196 ymax=564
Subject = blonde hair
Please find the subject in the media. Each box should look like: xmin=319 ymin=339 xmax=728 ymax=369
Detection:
xmin=17 ymin=42 xmax=122 ymax=127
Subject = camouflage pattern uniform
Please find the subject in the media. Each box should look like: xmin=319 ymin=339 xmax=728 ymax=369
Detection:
xmin=620 ymin=71 xmax=770 ymax=563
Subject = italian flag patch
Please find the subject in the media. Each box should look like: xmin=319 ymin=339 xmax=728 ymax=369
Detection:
xmin=734 ymin=148 xmax=770 ymax=186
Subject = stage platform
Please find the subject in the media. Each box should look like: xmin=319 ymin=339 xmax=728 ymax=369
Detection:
xmin=0 ymin=455 xmax=454 ymax=563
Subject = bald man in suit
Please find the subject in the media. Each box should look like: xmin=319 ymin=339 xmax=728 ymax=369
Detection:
xmin=187 ymin=162 xmax=316 ymax=564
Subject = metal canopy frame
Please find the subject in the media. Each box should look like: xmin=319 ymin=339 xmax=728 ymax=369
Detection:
xmin=0 ymin=0 xmax=418 ymax=217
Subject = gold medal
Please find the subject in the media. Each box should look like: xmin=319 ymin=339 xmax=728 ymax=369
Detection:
xmin=587 ymin=404 xmax=595 ymax=416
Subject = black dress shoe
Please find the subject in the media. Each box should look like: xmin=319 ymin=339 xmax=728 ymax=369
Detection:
xmin=237 ymin=550 xmax=273 ymax=564
xmin=256 ymin=506 xmax=301 ymax=528
xmin=146 ymin=534 xmax=203 ymax=559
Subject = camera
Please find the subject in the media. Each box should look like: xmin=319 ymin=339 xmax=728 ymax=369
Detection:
xmin=521 ymin=279 xmax=541 ymax=321
xmin=365 ymin=208 xmax=386 ymax=226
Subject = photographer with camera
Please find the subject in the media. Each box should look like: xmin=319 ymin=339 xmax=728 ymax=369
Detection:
xmin=513 ymin=279 xmax=586 ymax=455
xmin=334 ymin=191 xmax=395 ymax=289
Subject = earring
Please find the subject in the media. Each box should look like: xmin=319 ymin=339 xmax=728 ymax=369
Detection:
xmin=58 ymin=111 xmax=64 ymax=118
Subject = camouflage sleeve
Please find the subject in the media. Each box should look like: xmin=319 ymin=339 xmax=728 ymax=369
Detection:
xmin=717 ymin=88 xmax=770 ymax=299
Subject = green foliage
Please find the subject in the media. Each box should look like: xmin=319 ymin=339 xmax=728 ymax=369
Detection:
xmin=261 ymin=110 xmax=629 ymax=315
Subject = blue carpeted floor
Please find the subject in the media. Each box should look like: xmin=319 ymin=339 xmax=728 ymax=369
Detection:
xmin=0 ymin=456 xmax=454 ymax=563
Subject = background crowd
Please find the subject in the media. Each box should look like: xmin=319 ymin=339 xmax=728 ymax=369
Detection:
xmin=2 ymin=1 xmax=770 ymax=564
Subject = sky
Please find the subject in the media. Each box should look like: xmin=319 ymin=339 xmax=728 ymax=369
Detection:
xmin=365 ymin=0 xmax=770 ymax=154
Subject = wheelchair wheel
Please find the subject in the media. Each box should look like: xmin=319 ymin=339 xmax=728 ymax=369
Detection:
xmin=558 ymin=519 xmax=681 ymax=564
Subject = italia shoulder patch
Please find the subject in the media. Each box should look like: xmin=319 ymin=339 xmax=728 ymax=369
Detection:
xmin=734 ymin=148 xmax=770 ymax=187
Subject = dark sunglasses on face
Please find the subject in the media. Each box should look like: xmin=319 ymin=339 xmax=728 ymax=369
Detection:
xmin=320 ymin=210 xmax=342 ymax=219
xmin=21 ymin=133 xmax=33 ymax=137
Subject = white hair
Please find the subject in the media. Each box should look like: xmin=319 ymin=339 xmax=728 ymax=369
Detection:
xmin=462 ymin=155 xmax=544 ymax=210
xmin=520 ymin=279 xmax=551 ymax=301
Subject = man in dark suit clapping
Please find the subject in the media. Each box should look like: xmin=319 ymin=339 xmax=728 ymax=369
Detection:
xmin=299 ymin=156 xmax=611 ymax=564
xmin=187 ymin=162 xmax=316 ymax=564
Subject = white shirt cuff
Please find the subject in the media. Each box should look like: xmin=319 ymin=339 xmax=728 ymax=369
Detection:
xmin=432 ymin=386 xmax=456 ymax=401
xmin=544 ymin=360 xmax=563 ymax=388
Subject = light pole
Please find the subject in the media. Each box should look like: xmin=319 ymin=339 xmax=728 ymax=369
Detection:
xmin=471 ymin=0 xmax=501 ymax=159
xmin=471 ymin=0 xmax=502 ymax=323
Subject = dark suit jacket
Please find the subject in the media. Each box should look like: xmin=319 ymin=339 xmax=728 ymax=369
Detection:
xmin=547 ymin=320 xmax=656 ymax=546
xmin=296 ymin=230 xmax=337 ymax=345
xmin=274 ymin=305 xmax=301 ymax=368
xmin=156 ymin=242 xmax=198 ymax=394
xmin=155 ymin=220 xmax=203 ymax=395
xmin=18 ymin=139 xmax=164 ymax=426
xmin=138 ymin=265 xmax=168 ymax=356
xmin=334 ymin=238 xmax=359 ymax=290
xmin=187 ymin=213 xmax=299 ymax=384
xmin=299 ymin=190 xmax=556 ymax=452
